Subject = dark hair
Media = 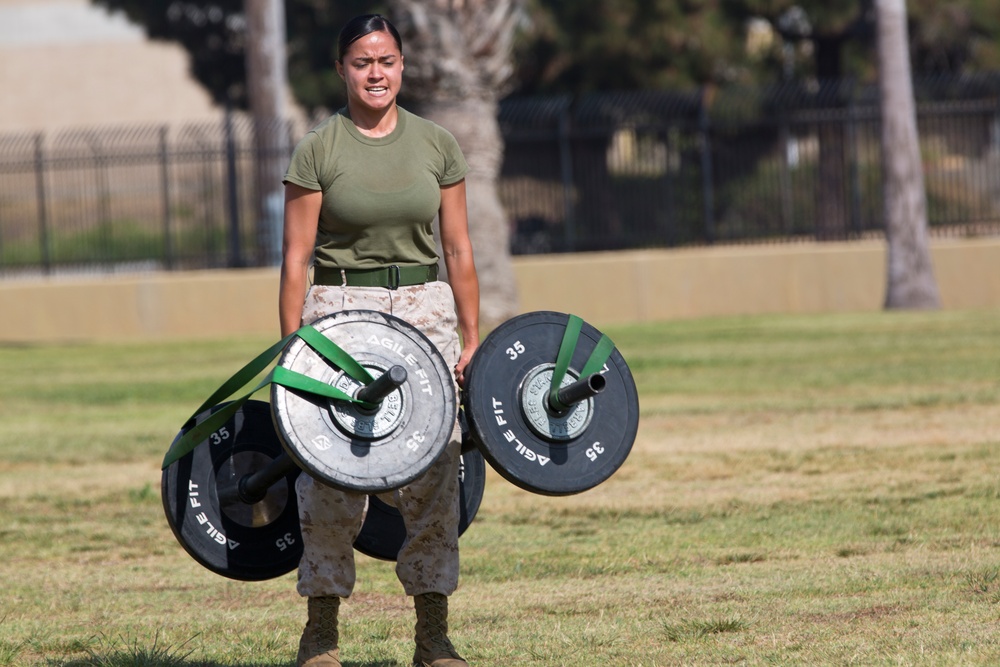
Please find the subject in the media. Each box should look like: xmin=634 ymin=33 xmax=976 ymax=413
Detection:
xmin=337 ymin=14 xmax=403 ymax=62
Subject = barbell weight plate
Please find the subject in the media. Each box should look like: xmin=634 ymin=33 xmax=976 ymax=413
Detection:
xmin=353 ymin=447 xmax=487 ymax=562
xmin=459 ymin=406 xmax=477 ymax=454
xmin=463 ymin=311 xmax=639 ymax=496
xmin=161 ymin=400 xmax=303 ymax=581
xmin=271 ymin=310 xmax=457 ymax=494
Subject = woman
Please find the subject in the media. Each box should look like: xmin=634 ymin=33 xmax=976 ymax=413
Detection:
xmin=279 ymin=14 xmax=479 ymax=667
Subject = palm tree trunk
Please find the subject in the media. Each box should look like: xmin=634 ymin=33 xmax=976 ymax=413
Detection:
xmin=244 ymin=0 xmax=289 ymax=266
xmin=876 ymin=0 xmax=940 ymax=309
xmin=389 ymin=0 xmax=523 ymax=328
xmin=415 ymin=98 xmax=520 ymax=328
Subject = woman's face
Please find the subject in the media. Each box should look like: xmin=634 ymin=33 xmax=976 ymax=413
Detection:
xmin=337 ymin=30 xmax=404 ymax=115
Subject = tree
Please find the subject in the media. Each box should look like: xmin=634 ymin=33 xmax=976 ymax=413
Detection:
xmin=715 ymin=2 xmax=875 ymax=239
xmin=875 ymin=0 xmax=940 ymax=308
xmin=93 ymin=0 xmax=247 ymax=105
xmin=387 ymin=0 xmax=524 ymax=326
xmin=92 ymin=0 xmax=379 ymax=110
xmin=245 ymin=0 xmax=289 ymax=265
xmin=516 ymin=0 xmax=750 ymax=95
xmin=907 ymin=0 xmax=1000 ymax=74
xmin=719 ymin=0 xmax=1000 ymax=85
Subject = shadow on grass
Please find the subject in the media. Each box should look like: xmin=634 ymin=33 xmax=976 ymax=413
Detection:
xmin=45 ymin=630 xmax=402 ymax=667
xmin=56 ymin=659 xmax=401 ymax=667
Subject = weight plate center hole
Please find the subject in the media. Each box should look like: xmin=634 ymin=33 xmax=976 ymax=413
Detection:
xmin=329 ymin=365 xmax=408 ymax=441
xmin=519 ymin=364 xmax=595 ymax=442
xmin=217 ymin=451 xmax=290 ymax=529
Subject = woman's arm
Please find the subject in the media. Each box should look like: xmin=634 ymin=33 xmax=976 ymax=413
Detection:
xmin=438 ymin=179 xmax=480 ymax=387
xmin=279 ymin=183 xmax=322 ymax=337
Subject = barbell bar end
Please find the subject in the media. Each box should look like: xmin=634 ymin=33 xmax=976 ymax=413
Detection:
xmin=354 ymin=364 xmax=408 ymax=409
xmin=550 ymin=372 xmax=606 ymax=413
xmin=217 ymin=452 xmax=300 ymax=507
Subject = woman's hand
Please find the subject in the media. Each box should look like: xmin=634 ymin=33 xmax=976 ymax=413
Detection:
xmin=454 ymin=342 xmax=478 ymax=387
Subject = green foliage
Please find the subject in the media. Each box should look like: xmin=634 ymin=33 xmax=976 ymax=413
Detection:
xmin=720 ymin=0 xmax=1000 ymax=83
xmin=908 ymin=0 xmax=1000 ymax=73
xmin=91 ymin=0 xmax=1000 ymax=107
xmin=517 ymin=0 xmax=752 ymax=93
xmin=0 ymin=217 xmax=230 ymax=269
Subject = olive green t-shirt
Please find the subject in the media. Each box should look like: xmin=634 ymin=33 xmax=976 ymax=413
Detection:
xmin=283 ymin=106 xmax=469 ymax=270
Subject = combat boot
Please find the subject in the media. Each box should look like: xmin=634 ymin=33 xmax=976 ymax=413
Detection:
xmin=297 ymin=596 xmax=341 ymax=667
xmin=412 ymin=592 xmax=468 ymax=667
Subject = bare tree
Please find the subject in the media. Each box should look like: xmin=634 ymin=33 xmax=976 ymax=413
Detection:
xmin=875 ymin=0 xmax=940 ymax=309
xmin=245 ymin=0 xmax=289 ymax=266
xmin=388 ymin=0 xmax=523 ymax=328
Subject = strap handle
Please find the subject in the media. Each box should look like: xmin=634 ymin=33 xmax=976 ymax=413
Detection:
xmin=162 ymin=325 xmax=376 ymax=469
xmin=548 ymin=314 xmax=616 ymax=411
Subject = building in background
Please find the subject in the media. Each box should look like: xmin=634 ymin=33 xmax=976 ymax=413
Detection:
xmin=0 ymin=0 xmax=221 ymax=133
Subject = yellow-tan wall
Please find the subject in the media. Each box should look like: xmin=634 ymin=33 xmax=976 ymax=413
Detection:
xmin=1 ymin=237 xmax=998 ymax=344
xmin=0 ymin=0 xmax=221 ymax=133
xmin=513 ymin=237 xmax=999 ymax=322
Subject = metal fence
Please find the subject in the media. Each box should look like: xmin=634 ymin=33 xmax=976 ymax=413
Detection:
xmin=0 ymin=114 xmax=290 ymax=277
xmin=3 ymin=75 xmax=1000 ymax=276
xmin=501 ymin=75 xmax=1000 ymax=254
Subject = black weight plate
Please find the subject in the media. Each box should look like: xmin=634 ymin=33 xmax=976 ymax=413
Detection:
xmin=271 ymin=310 xmax=457 ymax=494
xmin=353 ymin=447 xmax=487 ymax=562
xmin=463 ymin=311 xmax=639 ymax=496
xmin=459 ymin=405 xmax=477 ymax=454
xmin=161 ymin=400 xmax=302 ymax=581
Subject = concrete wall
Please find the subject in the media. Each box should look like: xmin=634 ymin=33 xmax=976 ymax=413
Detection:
xmin=508 ymin=238 xmax=1000 ymax=322
xmin=1 ymin=237 xmax=998 ymax=344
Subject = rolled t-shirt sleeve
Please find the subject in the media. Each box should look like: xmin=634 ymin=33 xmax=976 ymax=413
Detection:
xmin=437 ymin=129 xmax=469 ymax=186
xmin=283 ymin=132 xmax=324 ymax=191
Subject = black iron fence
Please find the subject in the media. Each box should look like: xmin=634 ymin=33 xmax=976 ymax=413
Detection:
xmin=3 ymin=75 xmax=1000 ymax=276
xmin=0 ymin=114 xmax=293 ymax=276
xmin=501 ymin=75 xmax=1000 ymax=254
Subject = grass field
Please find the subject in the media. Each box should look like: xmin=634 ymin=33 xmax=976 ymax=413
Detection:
xmin=1 ymin=308 xmax=999 ymax=666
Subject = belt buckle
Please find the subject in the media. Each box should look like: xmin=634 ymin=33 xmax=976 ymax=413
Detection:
xmin=387 ymin=265 xmax=400 ymax=290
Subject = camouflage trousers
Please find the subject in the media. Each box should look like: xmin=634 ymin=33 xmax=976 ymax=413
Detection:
xmin=295 ymin=281 xmax=463 ymax=599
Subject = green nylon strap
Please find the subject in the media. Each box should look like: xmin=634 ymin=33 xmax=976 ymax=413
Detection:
xmin=548 ymin=314 xmax=617 ymax=411
xmin=161 ymin=324 xmax=376 ymax=469
xmin=580 ymin=333 xmax=616 ymax=377
xmin=549 ymin=315 xmax=583 ymax=409
xmin=295 ymin=325 xmax=374 ymax=386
